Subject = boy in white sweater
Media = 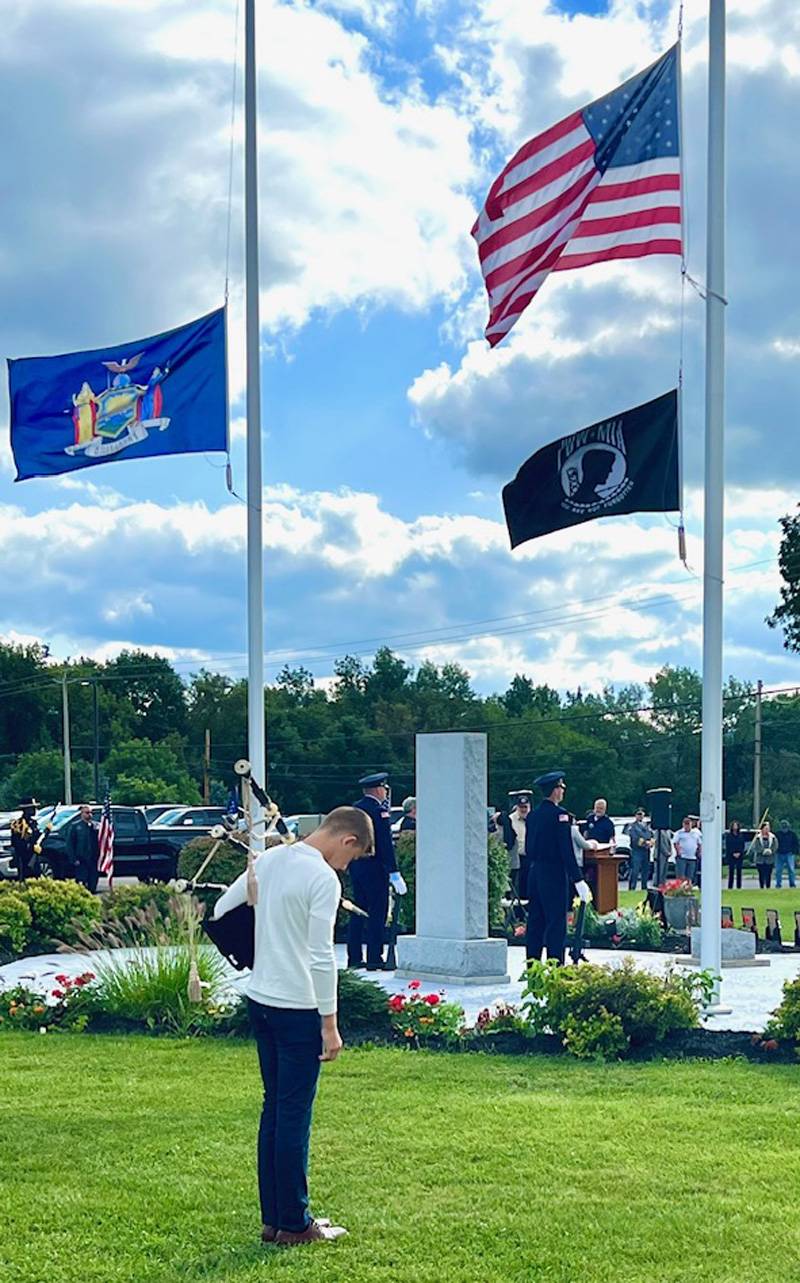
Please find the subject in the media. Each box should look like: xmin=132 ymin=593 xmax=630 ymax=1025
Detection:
xmin=213 ymin=806 xmax=373 ymax=1246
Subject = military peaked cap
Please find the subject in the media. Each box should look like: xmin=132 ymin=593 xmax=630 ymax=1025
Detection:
xmin=534 ymin=770 xmax=566 ymax=793
xmin=359 ymin=771 xmax=389 ymax=787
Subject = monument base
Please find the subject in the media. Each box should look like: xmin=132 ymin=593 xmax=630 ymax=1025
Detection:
xmin=396 ymin=935 xmax=510 ymax=985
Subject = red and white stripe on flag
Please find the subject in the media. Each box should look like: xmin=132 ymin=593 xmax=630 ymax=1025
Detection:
xmin=472 ymin=49 xmax=682 ymax=347
xmin=98 ymin=797 xmax=114 ymax=878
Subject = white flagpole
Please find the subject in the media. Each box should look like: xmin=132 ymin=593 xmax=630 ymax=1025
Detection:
xmin=699 ymin=0 xmax=726 ymax=1003
xmin=244 ymin=0 xmax=265 ymax=842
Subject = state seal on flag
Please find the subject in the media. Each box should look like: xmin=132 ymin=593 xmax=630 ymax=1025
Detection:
xmin=65 ymin=351 xmax=170 ymax=461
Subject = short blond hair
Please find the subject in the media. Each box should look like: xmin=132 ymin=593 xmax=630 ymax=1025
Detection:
xmin=318 ymin=806 xmax=374 ymax=855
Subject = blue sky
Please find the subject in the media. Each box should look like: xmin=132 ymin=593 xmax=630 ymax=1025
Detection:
xmin=0 ymin=0 xmax=798 ymax=696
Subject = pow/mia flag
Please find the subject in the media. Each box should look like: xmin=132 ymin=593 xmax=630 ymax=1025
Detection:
xmin=502 ymin=389 xmax=680 ymax=549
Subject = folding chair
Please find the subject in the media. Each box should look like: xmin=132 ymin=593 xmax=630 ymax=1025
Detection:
xmin=741 ymin=907 xmax=758 ymax=939
xmin=721 ymin=904 xmax=734 ymax=927
xmin=765 ymin=909 xmax=782 ymax=946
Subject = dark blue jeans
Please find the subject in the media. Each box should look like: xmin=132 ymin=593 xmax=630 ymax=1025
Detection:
xmin=248 ymin=999 xmax=322 ymax=1232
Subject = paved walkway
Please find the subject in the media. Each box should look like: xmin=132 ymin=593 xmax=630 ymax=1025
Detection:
xmin=2 ymin=943 xmax=797 ymax=1033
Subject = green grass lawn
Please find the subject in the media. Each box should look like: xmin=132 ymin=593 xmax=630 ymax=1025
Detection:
xmin=618 ymin=886 xmax=800 ymax=935
xmin=2 ymin=1034 xmax=800 ymax=1283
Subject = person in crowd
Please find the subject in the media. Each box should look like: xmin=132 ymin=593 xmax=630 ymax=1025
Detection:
xmin=570 ymin=814 xmax=598 ymax=870
xmin=347 ymin=772 xmax=406 ymax=971
xmin=212 ymin=807 xmax=374 ymax=1247
xmin=584 ymin=798 xmax=615 ymax=847
xmin=10 ymin=797 xmax=41 ymax=881
xmin=66 ymin=803 xmax=101 ymax=892
xmin=627 ymin=808 xmax=654 ymax=891
xmin=725 ymin=819 xmax=746 ymax=890
xmin=398 ymin=797 xmax=416 ymax=833
xmin=749 ymin=821 xmax=778 ymax=889
xmin=525 ymin=770 xmax=592 ymax=965
xmin=655 ymin=826 xmax=674 ymax=885
xmin=775 ymin=819 xmax=799 ymax=889
xmin=673 ymin=816 xmax=702 ymax=884
xmin=500 ymin=790 xmax=531 ymax=897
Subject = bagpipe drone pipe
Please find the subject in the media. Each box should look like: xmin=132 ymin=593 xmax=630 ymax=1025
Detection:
xmin=184 ymin=759 xmax=367 ymax=974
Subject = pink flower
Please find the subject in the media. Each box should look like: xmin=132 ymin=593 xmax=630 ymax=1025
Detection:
xmin=408 ymin=979 xmax=421 ymax=991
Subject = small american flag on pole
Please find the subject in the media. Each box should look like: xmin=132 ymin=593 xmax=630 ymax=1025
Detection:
xmin=473 ymin=46 xmax=681 ymax=347
xmin=98 ymin=789 xmax=114 ymax=887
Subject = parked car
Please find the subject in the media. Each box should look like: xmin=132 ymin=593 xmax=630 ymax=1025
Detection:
xmin=142 ymin=803 xmax=184 ymax=825
xmin=149 ymin=806 xmax=228 ymax=831
xmin=19 ymin=805 xmax=190 ymax=882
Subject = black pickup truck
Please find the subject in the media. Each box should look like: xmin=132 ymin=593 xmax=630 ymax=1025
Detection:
xmin=38 ymin=806 xmax=192 ymax=882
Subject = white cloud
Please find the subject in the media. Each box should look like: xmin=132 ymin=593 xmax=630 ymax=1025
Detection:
xmin=0 ymin=482 xmax=793 ymax=693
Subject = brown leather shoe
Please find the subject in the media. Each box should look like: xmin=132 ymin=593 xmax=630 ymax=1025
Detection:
xmin=261 ymin=1225 xmax=277 ymax=1243
xmin=275 ymin=1219 xmax=347 ymax=1246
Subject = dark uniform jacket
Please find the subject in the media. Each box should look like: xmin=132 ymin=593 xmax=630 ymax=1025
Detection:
xmin=351 ymin=795 xmax=398 ymax=885
xmin=526 ymin=799 xmax=582 ymax=884
xmin=66 ymin=819 xmax=100 ymax=876
xmin=10 ymin=816 xmax=40 ymax=878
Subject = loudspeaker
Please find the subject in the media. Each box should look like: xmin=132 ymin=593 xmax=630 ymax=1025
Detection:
xmin=646 ymin=787 xmax=673 ymax=830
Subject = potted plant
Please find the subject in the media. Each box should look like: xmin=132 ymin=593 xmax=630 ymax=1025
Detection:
xmin=658 ymin=878 xmax=699 ymax=932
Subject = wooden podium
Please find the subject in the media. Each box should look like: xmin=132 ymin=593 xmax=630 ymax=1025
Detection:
xmin=583 ymin=846 xmax=627 ymax=913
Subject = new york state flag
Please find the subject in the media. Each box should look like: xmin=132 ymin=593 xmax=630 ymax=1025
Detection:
xmin=8 ymin=307 xmax=227 ymax=481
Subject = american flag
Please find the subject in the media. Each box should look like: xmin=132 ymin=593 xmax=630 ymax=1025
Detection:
xmin=473 ymin=46 xmax=681 ymax=347
xmin=98 ymin=789 xmax=114 ymax=884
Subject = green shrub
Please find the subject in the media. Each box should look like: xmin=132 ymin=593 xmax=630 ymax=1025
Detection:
xmin=521 ymin=957 xmax=713 ymax=1060
xmin=177 ymin=835 xmax=247 ymax=886
xmin=7 ymin=879 xmax=102 ymax=949
xmin=393 ymin=832 xmax=507 ymax=932
xmin=0 ymin=891 xmax=32 ymax=957
xmin=337 ymin=969 xmax=393 ymax=1037
xmin=102 ymin=883 xmax=175 ymax=923
xmin=764 ymin=974 xmax=800 ymax=1047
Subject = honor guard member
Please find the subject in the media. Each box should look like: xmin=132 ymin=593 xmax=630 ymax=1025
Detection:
xmin=347 ymin=772 xmax=407 ymax=971
xmin=501 ymin=790 xmax=533 ymax=897
xmin=10 ymin=797 xmax=42 ymax=882
xmin=525 ymin=771 xmax=592 ymax=964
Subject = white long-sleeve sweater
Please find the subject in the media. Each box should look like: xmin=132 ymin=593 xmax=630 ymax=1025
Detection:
xmin=212 ymin=841 xmax=341 ymax=1016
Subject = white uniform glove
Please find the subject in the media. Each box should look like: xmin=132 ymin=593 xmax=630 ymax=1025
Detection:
xmin=575 ymin=880 xmax=592 ymax=904
xmin=389 ymin=871 xmax=408 ymax=896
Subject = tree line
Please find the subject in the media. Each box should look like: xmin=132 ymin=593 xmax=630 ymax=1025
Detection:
xmin=0 ymin=641 xmax=798 ymax=825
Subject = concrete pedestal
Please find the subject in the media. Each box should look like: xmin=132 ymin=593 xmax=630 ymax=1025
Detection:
xmin=396 ymin=732 xmax=509 ymax=985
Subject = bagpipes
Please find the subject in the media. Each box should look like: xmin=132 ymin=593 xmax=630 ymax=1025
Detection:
xmin=182 ymin=761 xmax=366 ymax=990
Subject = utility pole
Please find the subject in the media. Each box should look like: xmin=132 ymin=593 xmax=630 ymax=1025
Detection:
xmin=752 ymin=678 xmax=762 ymax=827
xmin=203 ymin=728 xmax=211 ymax=803
xmin=61 ymin=675 xmax=72 ymax=805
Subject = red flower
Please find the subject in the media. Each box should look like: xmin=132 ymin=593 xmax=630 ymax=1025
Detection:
xmin=611 ymin=934 xmax=622 ymax=945
xmin=82 ymin=972 xmax=95 ymax=982
xmin=408 ymin=979 xmax=421 ymax=991
xmin=763 ymin=1039 xmax=779 ymax=1052
xmin=55 ymin=974 xmax=69 ymax=985
xmin=423 ymin=993 xmax=440 ymax=1006
xmin=51 ymin=989 xmax=65 ymax=1000
xmin=388 ymin=994 xmax=406 ymax=1012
